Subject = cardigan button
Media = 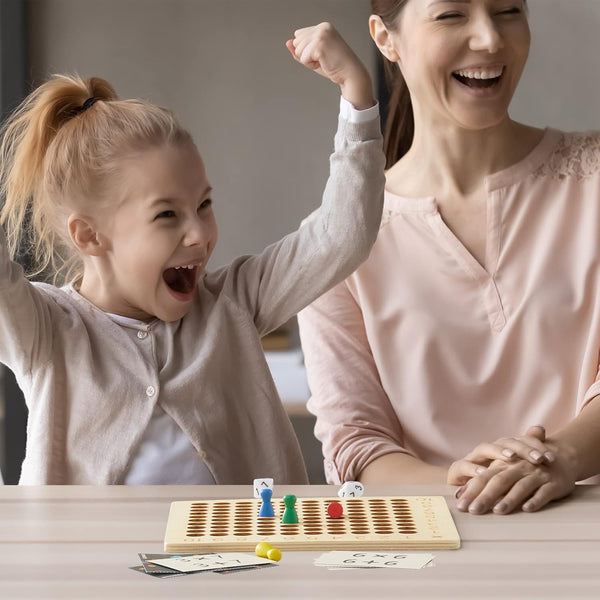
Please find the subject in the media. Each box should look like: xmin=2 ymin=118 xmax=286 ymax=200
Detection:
xmin=145 ymin=386 xmax=156 ymax=397
xmin=137 ymin=330 xmax=148 ymax=339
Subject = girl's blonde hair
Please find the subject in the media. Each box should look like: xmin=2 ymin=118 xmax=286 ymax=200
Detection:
xmin=0 ymin=74 xmax=192 ymax=283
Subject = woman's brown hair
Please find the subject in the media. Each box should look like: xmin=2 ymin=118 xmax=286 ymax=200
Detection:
xmin=371 ymin=0 xmax=412 ymax=169
xmin=371 ymin=0 xmax=528 ymax=169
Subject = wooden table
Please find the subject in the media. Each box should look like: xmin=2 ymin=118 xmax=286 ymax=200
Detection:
xmin=1 ymin=484 xmax=599 ymax=599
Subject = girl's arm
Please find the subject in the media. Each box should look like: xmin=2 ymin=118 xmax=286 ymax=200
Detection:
xmin=285 ymin=23 xmax=374 ymax=110
xmin=211 ymin=23 xmax=385 ymax=334
xmin=0 ymin=226 xmax=53 ymax=373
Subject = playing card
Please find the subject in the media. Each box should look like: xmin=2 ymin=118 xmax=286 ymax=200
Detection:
xmin=150 ymin=552 xmax=275 ymax=573
xmin=129 ymin=565 xmax=186 ymax=578
xmin=139 ymin=552 xmax=203 ymax=575
xmin=314 ymin=551 xmax=435 ymax=569
xmin=213 ymin=563 xmax=278 ymax=575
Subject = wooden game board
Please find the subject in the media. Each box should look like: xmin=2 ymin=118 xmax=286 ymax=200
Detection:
xmin=163 ymin=496 xmax=461 ymax=552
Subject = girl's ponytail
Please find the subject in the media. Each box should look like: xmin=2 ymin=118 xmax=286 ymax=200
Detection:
xmin=0 ymin=75 xmax=117 ymax=277
xmin=1 ymin=73 xmax=190 ymax=284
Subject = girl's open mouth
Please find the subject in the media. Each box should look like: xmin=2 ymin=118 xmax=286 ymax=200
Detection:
xmin=163 ymin=265 xmax=198 ymax=297
xmin=452 ymin=66 xmax=504 ymax=90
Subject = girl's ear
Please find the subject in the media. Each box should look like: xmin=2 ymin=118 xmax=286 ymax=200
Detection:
xmin=67 ymin=214 xmax=107 ymax=256
xmin=369 ymin=15 xmax=401 ymax=63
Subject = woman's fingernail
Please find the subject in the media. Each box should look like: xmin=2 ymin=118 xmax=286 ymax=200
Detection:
xmin=502 ymin=449 xmax=515 ymax=459
xmin=469 ymin=501 xmax=485 ymax=514
xmin=457 ymin=498 xmax=469 ymax=511
xmin=522 ymin=501 xmax=534 ymax=511
xmin=530 ymin=450 xmax=543 ymax=462
xmin=544 ymin=452 xmax=555 ymax=463
xmin=493 ymin=502 xmax=508 ymax=514
xmin=475 ymin=466 xmax=487 ymax=474
xmin=455 ymin=486 xmax=464 ymax=499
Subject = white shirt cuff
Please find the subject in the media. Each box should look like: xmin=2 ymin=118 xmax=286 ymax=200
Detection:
xmin=339 ymin=96 xmax=379 ymax=124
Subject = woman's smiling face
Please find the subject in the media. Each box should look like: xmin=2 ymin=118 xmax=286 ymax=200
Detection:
xmin=373 ymin=0 xmax=530 ymax=131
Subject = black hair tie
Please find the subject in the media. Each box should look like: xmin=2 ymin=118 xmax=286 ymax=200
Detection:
xmin=79 ymin=96 xmax=99 ymax=113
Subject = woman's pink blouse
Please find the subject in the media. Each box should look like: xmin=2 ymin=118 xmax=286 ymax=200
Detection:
xmin=298 ymin=129 xmax=600 ymax=484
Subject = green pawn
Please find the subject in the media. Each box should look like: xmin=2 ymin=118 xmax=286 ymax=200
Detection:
xmin=281 ymin=494 xmax=298 ymax=524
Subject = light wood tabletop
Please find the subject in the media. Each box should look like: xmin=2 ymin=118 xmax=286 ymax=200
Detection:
xmin=1 ymin=484 xmax=599 ymax=599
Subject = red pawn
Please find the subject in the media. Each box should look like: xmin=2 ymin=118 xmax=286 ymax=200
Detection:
xmin=327 ymin=501 xmax=343 ymax=519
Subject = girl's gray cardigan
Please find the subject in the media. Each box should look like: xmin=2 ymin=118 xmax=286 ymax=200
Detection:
xmin=0 ymin=115 xmax=385 ymax=484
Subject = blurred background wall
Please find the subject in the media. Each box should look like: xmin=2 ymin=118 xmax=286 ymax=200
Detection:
xmin=511 ymin=0 xmax=600 ymax=131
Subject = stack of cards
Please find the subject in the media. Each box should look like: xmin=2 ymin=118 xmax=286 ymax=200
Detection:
xmin=130 ymin=552 xmax=278 ymax=578
xmin=314 ymin=551 xmax=435 ymax=570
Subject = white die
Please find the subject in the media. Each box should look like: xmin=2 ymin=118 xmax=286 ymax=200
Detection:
xmin=338 ymin=481 xmax=364 ymax=498
xmin=253 ymin=478 xmax=274 ymax=499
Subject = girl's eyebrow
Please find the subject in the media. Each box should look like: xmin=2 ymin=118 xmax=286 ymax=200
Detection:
xmin=428 ymin=0 xmax=470 ymax=6
xmin=148 ymin=186 xmax=213 ymax=208
xmin=149 ymin=197 xmax=174 ymax=207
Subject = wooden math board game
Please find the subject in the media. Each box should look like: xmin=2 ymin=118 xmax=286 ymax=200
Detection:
xmin=164 ymin=496 xmax=460 ymax=552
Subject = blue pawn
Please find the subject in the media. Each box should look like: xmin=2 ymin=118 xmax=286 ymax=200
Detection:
xmin=259 ymin=488 xmax=274 ymax=518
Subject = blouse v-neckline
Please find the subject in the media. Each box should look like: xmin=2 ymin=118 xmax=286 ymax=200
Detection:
xmin=381 ymin=128 xmax=562 ymax=332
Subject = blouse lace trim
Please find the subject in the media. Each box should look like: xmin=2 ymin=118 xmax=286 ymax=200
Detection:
xmin=533 ymin=131 xmax=600 ymax=181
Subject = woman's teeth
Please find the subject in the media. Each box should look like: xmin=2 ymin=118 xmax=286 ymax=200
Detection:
xmin=454 ymin=68 xmax=503 ymax=80
xmin=174 ymin=265 xmax=196 ymax=270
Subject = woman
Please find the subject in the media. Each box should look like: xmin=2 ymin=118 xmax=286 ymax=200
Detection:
xmin=298 ymin=0 xmax=600 ymax=515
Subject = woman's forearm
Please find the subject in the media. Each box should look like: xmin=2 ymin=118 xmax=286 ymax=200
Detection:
xmin=358 ymin=452 xmax=448 ymax=484
xmin=552 ymin=394 xmax=600 ymax=481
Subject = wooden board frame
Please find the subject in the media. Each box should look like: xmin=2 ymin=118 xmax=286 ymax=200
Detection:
xmin=164 ymin=495 xmax=461 ymax=552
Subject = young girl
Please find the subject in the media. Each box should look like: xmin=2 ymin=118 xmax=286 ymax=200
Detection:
xmin=0 ymin=23 xmax=385 ymax=484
